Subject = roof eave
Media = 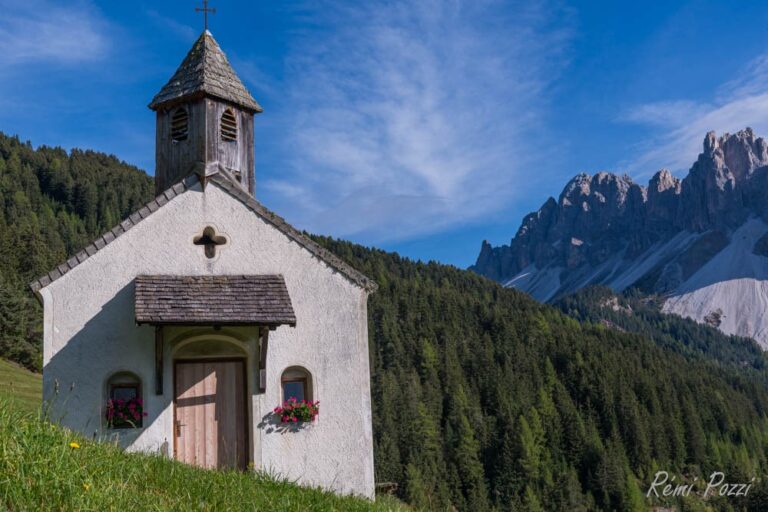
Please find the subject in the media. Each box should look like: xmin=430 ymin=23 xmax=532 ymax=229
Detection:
xmin=135 ymin=319 xmax=296 ymax=328
xmin=208 ymin=173 xmax=379 ymax=293
xmin=148 ymin=90 xmax=263 ymax=114
xmin=28 ymin=176 xmax=197 ymax=296
xmin=28 ymin=173 xmax=378 ymax=297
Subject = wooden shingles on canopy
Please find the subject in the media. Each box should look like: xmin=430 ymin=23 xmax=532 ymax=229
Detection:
xmin=134 ymin=274 xmax=296 ymax=327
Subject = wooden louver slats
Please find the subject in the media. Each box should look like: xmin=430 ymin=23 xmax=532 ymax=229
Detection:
xmin=171 ymin=108 xmax=189 ymax=141
xmin=221 ymin=109 xmax=237 ymax=142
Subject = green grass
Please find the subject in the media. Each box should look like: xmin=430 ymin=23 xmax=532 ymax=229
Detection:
xmin=0 ymin=400 xmax=408 ymax=511
xmin=0 ymin=358 xmax=41 ymax=414
xmin=0 ymin=361 xmax=408 ymax=511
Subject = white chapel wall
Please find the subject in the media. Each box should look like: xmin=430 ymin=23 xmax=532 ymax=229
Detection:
xmin=39 ymin=181 xmax=375 ymax=498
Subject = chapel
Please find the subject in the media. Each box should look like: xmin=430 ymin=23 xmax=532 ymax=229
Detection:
xmin=30 ymin=30 xmax=376 ymax=498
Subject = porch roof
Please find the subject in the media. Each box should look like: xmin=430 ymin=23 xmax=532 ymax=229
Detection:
xmin=134 ymin=275 xmax=296 ymax=327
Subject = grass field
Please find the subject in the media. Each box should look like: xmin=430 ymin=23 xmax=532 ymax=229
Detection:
xmin=0 ymin=360 xmax=407 ymax=511
xmin=0 ymin=358 xmax=41 ymax=414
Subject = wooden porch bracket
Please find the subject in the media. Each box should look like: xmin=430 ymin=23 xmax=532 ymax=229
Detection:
xmin=258 ymin=326 xmax=269 ymax=393
xmin=155 ymin=326 xmax=164 ymax=395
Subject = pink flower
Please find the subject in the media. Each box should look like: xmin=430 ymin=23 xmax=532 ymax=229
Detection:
xmin=292 ymin=417 xmax=298 ymax=423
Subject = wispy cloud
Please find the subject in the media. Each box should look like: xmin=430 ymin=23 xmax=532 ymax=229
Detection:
xmin=262 ymin=0 xmax=573 ymax=243
xmin=622 ymin=53 xmax=768 ymax=177
xmin=0 ymin=0 xmax=109 ymax=67
xmin=146 ymin=9 xmax=196 ymax=42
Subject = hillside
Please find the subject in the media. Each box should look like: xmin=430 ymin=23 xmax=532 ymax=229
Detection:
xmin=0 ymin=358 xmax=41 ymax=414
xmin=0 ymin=133 xmax=153 ymax=371
xmin=555 ymin=286 xmax=768 ymax=374
xmin=471 ymin=128 xmax=768 ymax=348
xmin=314 ymin=236 xmax=768 ymax=511
xmin=0 ymin=399 xmax=407 ymax=511
xmin=3 ymin=133 xmax=768 ymax=510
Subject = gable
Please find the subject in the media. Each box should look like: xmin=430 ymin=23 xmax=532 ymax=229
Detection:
xmin=29 ymin=174 xmax=377 ymax=296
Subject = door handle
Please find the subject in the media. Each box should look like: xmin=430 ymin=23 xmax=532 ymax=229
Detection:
xmin=175 ymin=420 xmax=186 ymax=437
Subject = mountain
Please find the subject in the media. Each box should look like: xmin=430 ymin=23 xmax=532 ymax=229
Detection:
xmin=471 ymin=128 xmax=768 ymax=348
xmin=5 ymin=132 xmax=768 ymax=510
xmin=554 ymin=285 xmax=767 ymax=373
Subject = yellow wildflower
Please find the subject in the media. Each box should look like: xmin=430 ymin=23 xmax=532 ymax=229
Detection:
xmin=83 ymin=483 xmax=91 ymax=491
xmin=69 ymin=442 xmax=80 ymax=449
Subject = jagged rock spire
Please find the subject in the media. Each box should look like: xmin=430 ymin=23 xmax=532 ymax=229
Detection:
xmin=149 ymin=30 xmax=262 ymax=113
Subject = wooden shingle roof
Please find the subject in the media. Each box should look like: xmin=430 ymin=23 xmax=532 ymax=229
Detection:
xmin=148 ymin=30 xmax=262 ymax=112
xmin=135 ymin=274 xmax=296 ymax=326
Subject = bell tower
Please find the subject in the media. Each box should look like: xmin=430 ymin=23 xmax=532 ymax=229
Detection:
xmin=149 ymin=30 xmax=262 ymax=196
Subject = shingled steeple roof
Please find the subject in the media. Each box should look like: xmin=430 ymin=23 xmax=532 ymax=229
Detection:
xmin=149 ymin=30 xmax=262 ymax=112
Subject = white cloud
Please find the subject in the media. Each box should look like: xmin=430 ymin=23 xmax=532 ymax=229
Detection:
xmin=0 ymin=0 xmax=108 ymax=66
xmin=623 ymin=53 xmax=768 ymax=177
xmin=146 ymin=9 xmax=196 ymax=42
xmin=622 ymin=100 xmax=710 ymax=129
xmin=263 ymin=0 xmax=573 ymax=243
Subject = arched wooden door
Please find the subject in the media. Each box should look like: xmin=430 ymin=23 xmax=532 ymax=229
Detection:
xmin=174 ymin=359 xmax=247 ymax=470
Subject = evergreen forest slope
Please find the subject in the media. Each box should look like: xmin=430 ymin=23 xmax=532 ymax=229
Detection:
xmin=2 ymin=132 xmax=768 ymax=510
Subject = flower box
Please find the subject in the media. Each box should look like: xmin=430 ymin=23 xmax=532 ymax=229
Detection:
xmin=273 ymin=398 xmax=319 ymax=423
xmin=106 ymin=397 xmax=147 ymax=429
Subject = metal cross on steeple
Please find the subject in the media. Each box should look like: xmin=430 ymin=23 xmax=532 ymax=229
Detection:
xmin=195 ymin=0 xmax=216 ymax=31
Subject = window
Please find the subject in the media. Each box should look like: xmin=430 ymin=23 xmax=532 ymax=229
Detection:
xmin=281 ymin=367 xmax=312 ymax=402
xmin=220 ymin=108 xmax=237 ymax=142
xmin=193 ymin=225 xmax=227 ymax=259
xmin=106 ymin=372 xmax=144 ymax=429
xmin=170 ymin=107 xmax=189 ymax=142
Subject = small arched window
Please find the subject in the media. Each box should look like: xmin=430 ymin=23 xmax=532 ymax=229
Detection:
xmin=170 ymin=107 xmax=189 ymax=142
xmin=220 ymin=108 xmax=237 ymax=142
xmin=105 ymin=371 xmax=144 ymax=429
xmin=281 ymin=366 xmax=313 ymax=402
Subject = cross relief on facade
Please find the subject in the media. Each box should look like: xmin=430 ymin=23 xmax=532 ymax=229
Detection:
xmin=194 ymin=226 xmax=227 ymax=258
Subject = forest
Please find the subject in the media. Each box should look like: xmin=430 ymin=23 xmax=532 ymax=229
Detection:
xmin=1 ymin=131 xmax=768 ymax=510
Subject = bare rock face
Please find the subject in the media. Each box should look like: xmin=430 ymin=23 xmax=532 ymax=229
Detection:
xmin=677 ymin=128 xmax=768 ymax=231
xmin=471 ymin=128 xmax=768 ymax=307
xmin=646 ymin=169 xmax=680 ymax=229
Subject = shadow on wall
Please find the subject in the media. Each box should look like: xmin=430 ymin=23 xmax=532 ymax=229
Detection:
xmin=43 ymin=281 xmax=162 ymax=449
xmin=257 ymin=412 xmax=312 ymax=434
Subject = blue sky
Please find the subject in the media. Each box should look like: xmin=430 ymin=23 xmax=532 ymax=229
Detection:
xmin=2 ymin=1 xmax=768 ymax=268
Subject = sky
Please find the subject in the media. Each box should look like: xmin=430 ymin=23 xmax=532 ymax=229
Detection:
xmin=2 ymin=1 xmax=768 ymax=268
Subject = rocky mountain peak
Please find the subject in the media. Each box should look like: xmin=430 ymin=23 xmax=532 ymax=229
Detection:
xmin=472 ymin=128 xmax=768 ymax=297
xmin=699 ymin=128 xmax=768 ymax=182
xmin=649 ymin=169 xmax=680 ymax=194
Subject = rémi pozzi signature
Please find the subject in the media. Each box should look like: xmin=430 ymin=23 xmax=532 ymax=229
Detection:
xmin=647 ymin=471 xmax=755 ymax=499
